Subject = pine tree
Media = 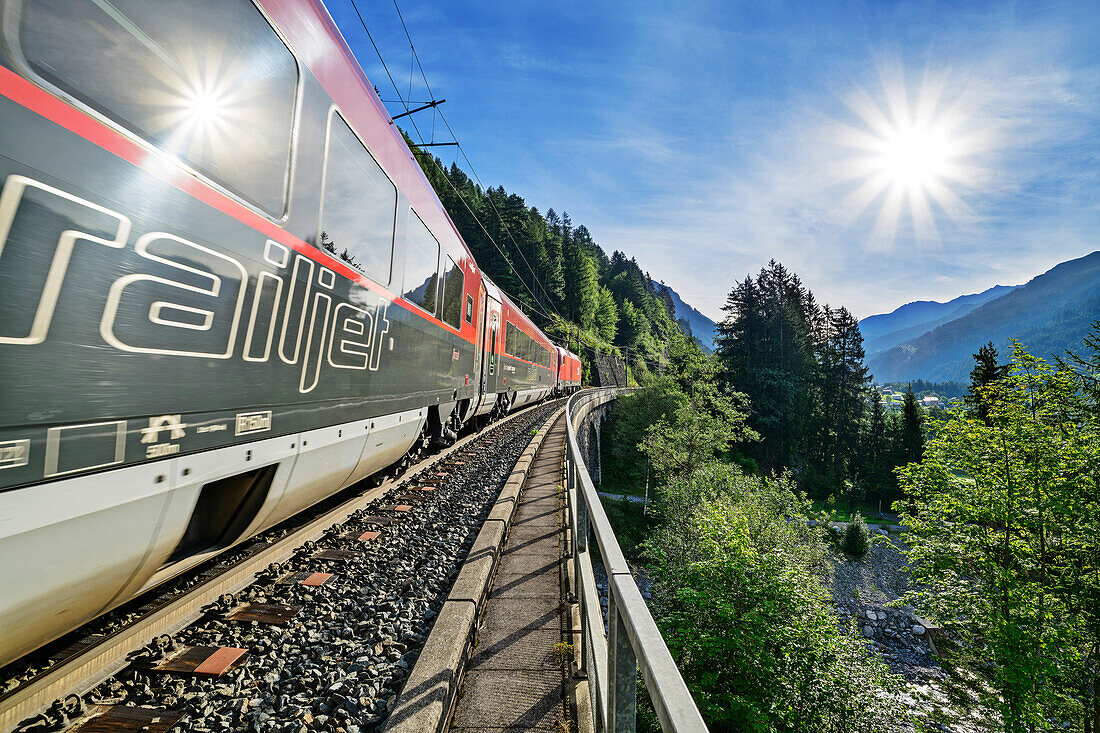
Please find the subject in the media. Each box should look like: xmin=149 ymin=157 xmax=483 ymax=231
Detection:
xmin=966 ymin=342 xmax=1010 ymax=424
xmin=564 ymin=245 xmax=599 ymax=330
xmin=812 ymin=306 xmax=870 ymax=488
xmin=717 ymin=262 xmax=816 ymax=474
xmin=617 ymin=300 xmax=641 ymax=348
xmin=596 ymin=286 xmax=618 ymax=343
xmin=863 ymin=388 xmax=889 ymax=498
xmin=900 ymin=385 xmax=924 ymax=465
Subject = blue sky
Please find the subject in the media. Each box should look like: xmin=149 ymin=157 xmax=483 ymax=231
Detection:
xmin=330 ymin=0 xmax=1100 ymax=321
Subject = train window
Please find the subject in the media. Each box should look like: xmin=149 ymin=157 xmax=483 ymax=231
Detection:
xmin=319 ymin=112 xmax=396 ymax=284
xmin=403 ymin=211 xmax=440 ymax=315
xmin=465 ymin=294 xmax=474 ymax=324
xmin=504 ymin=321 xmax=547 ymax=365
xmin=16 ymin=0 xmax=298 ymax=216
xmin=439 ymin=255 xmax=464 ymax=330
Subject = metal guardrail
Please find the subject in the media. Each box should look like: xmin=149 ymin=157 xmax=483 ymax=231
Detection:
xmin=565 ymin=388 xmax=709 ymax=733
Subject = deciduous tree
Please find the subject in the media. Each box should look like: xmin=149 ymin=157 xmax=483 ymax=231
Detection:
xmin=899 ymin=345 xmax=1100 ymax=731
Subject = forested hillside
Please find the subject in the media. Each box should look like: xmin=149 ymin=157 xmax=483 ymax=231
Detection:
xmin=411 ymin=144 xmax=683 ymax=380
xmin=651 ymin=279 xmax=719 ymax=351
xmin=859 ymin=284 xmax=1015 ymax=355
xmin=867 ymin=251 xmax=1100 ymax=381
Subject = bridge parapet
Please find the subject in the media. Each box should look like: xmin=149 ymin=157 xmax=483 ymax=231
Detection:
xmin=565 ymin=389 xmax=708 ymax=733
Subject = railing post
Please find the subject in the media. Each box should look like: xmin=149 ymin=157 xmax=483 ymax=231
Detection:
xmin=576 ymin=471 xmax=588 ymax=553
xmin=607 ymin=587 xmax=637 ymax=733
xmin=574 ymin=461 xmax=590 ymax=679
xmin=566 ymin=388 xmax=707 ymax=733
xmin=566 ymin=457 xmax=577 ymax=602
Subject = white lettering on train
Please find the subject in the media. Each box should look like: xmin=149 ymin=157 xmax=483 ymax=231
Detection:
xmin=0 ymin=440 xmax=29 ymax=469
xmin=145 ymin=443 xmax=180 ymax=458
xmin=140 ymin=415 xmax=187 ymax=444
xmin=235 ymin=411 xmax=272 ymax=436
xmin=0 ymin=175 xmax=393 ymax=392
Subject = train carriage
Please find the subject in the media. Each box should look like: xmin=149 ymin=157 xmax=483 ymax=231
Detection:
xmin=0 ymin=0 xmax=579 ymax=666
xmin=555 ymin=346 xmax=582 ymax=396
xmin=495 ymin=292 xmax=557 ymax=410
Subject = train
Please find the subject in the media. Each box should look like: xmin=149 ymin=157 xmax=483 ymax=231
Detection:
xmin=0 ymin=0 xmax=582 ymax=667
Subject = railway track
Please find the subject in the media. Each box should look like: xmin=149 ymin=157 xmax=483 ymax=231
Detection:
xmin=1 ymin=400 xmax=564 ymax=733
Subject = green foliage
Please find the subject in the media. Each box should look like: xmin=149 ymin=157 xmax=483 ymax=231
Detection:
xmin=717 ymin=261 xmax=880 ymax=497
xmin=860 ymin=388 xmax=895 ymax=498
xmin=898 ymin=343 xmax=1100 ymax=730
xmin=639 ymin=337 xmax=759 ymax=481
xmin=1056 ymin=319 xmax=1100 ymax=415
xmin=411 ymin=144 xmax=684 ymax=377
xmin=965 ymin=341 xmax=1010 ymax=423
xmin=596 ymin=285 xmax=618 ymax=343
xmin=841 ymin=513 xmax=870 ymax=559
xmin=600 ymin=497 xmax=657 ymax=561
xmin=647 ymin=464 xmax=907 ymax=731
xmin=602 ymin=378 xmax=683 ymax=491
xmin=596 ymin=312 xmax=910 ymax=731
xmin=565 ymin=248 xmax=600 ymax=330
xmin=602 ymin=333 xmax=758 ymax=491
xmin=899 ymin=385 xmax=924 ymax=466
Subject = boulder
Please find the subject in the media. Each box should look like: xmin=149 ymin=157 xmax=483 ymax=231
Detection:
xmin=912 ymin=625 xmax=925 ymax=636
xmin=863 ymin=626 xmax=874 ymax=638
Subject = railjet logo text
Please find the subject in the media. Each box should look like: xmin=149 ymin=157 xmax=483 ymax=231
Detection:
xmin=0 ymin=175 xmax=392 ymax=395
xmin=235 ymin=411 xmax=272 ymax=436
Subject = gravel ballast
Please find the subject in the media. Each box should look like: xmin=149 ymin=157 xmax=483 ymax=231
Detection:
xmin=15 ymin=402 xmax=562 ymax=733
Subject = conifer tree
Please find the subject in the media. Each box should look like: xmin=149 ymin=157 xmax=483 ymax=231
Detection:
xmin=564 ymin=246 xmax=599 ymax=330
xmin=717 ymin=262 xmax=815 ymax=473
xmin=900 ymin=385 xmax=924 ymax=465
xmin=966 ymin=341 xmax=1010 ymax=424
xmin=596 ymin=286 xmax=618 ymax=343
xmin=863 ymin=388 xmax=890 ymax=498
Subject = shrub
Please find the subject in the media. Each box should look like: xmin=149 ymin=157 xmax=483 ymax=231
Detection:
xmin=843 ymin=512 xmax=870 ymax=559
xmin=647 ymin=466 xmax=906 ymax=730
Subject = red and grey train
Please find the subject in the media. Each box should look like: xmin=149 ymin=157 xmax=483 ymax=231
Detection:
xmin=0 ymin=0 xmax=582 ymax=666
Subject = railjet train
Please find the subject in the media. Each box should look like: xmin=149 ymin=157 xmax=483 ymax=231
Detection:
xmin=0 ymin=0 xmax=582 ymax=666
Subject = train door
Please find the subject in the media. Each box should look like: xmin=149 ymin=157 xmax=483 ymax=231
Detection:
xmin=473 ymin=285 xmax=487 ymax=392
xmin=485 ymin=298 xmax=501 ymax=387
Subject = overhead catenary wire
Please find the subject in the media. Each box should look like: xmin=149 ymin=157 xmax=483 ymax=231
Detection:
xmin=346 ymin=0 xmax=570 ymax=332
xmin=388 ymin=0 xmax=565 ymax=322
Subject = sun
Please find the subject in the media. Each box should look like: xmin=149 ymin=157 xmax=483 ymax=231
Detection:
xmin=832 ymin=69 xmax=988 ymax=247
xmin=877 ymin=124 xmax=951 ymax=188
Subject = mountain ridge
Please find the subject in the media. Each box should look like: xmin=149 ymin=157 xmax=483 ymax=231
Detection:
xmin=866 ymin=251 xmax=1100 ymax=382
xmin=860 ymin=284 xmax=1016 ymax=354
xmin=653 ymin=279 xmax=719 ymax=351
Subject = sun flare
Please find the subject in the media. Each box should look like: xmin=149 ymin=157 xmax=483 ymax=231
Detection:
xmin=832 ymin=69 xmax=990 ymax=247
xmin=877 ymin=124 xmax=951 ymax=187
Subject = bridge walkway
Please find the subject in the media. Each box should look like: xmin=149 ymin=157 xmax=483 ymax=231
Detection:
xmin=447 ymin=413 xmax=575 ymax=731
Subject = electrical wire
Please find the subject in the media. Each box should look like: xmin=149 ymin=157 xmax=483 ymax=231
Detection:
xmin=347 ymin=0 xmax=573 ymax=336
xmin=389 ymin=0 xmax=564 ymax=320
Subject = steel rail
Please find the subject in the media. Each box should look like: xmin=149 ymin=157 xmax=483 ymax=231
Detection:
xmin=565 ymin=388 xmax=708 ymax=733
xmin=0 ymin=403 xmax=545 ymax=733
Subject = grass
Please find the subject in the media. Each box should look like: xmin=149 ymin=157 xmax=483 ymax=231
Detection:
xmin=552 ymin=641 xmax=574 ymax=663
xmin=810 ymin=499 xmax=898 ymax=527
xmin=596 ymin=475 xmax=650 ymax=499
